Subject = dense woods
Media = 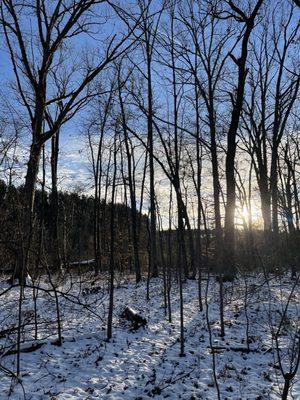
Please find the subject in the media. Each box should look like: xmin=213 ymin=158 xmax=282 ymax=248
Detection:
xmin=0 ymin=0 xmax=299 ymax=399
xmin=0 ymin=180 xmax=150 ymax=274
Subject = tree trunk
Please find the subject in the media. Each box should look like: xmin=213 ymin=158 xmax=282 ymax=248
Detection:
xmin=50 ymin=132 xmax=62 ymax=270
xmin=146 ymin=33 xmax=158 ymax=278
xmin=281 ymin=376 xmax=290 ymax=400
xmin=270 ymin=144 xmax=279 ymax=234
xmin=224 ymin=0 xmax=263 ymax=275
xmin=260 ymin=179 xmax=272 ymax=232
xmin=176 ymin=191 xmax=185 ymax=357
xmin=107 ymin=141 xmax=117 ymax=341
xmin=224 ymin=145 xmax=236 ymax=274
xmin=17 ymin=141 xmax=43 ymax=282
xmin=118 ymin=78 xmax=141 ymax=283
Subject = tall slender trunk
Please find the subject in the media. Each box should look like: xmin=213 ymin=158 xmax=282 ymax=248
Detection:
xmin=118 ymin=79 xmax=141 ymax=282
xmin=50 ymin=131 xmax=62 ymax=270
xmin=209 ymin=112 xmax=222 ymax=250
xmin=195 ymin=88 xmax=203 ymax=309
xmin=281 ymin=376 xmax=291 ymax=400
xmin=20 ymin=141 xmax=43 ymax=281
xmin=167 ymin=183 xmax=173 ymax=323
xmin=223 ymin=2 xmax=263 ymax=273
xmin=146 ymin=35 xmax=158 ymax=278
xmin=176 ymin=190 xmax=185 ymax=357
xmin=107 ymin=141 xmax=117 ymax=341
xmin=16 ymin=138 xmax=43 ymax=375
xmin=259 ymin=176 xmax=272 ymax=232
xmin=270 ymin=142 xmax=279 ymax=234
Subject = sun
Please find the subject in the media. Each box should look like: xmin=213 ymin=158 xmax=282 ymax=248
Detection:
xmin=238 ymin=204 xmax=263 ymax=228
xmin=242 ymin=205 xmax=250 ymax=220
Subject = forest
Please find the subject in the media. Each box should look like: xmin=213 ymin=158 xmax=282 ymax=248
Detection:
xmin=0 ymin=0 xmax=299 ymax=399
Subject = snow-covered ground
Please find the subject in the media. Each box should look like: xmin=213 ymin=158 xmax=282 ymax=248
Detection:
xmin=0 ymin=273 xmax=299 ymax=399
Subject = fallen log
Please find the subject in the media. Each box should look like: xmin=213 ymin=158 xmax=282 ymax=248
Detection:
xmin=1 ymin=341 xmax=46 ymax=357
xmin=121 ymin=307 xmax=147 ymax=330
xmin=209 ymin=346 xmax=260 ymax=354
xmin=1 ymin=337 xmax=66 ymax=357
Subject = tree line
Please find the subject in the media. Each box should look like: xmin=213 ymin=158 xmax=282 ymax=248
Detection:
xmin=1 ymin=0 xmax=299 ymax=282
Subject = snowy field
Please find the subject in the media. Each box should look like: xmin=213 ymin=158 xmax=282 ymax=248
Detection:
xmin=0 ymin=273 xmax=299 ymax=399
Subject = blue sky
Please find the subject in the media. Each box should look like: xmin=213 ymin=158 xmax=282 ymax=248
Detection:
xmin=1 ymin=0 xmax=299 ymax=230
xmin=0 ymin=1 xmax=122 ymax=190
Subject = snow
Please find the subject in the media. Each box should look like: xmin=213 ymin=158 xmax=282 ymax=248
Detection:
xmin=0 ymin=273 xmax=299 ymax=399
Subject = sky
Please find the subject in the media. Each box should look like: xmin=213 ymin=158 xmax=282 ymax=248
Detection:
xmin=0 ymin=1 xmax=121 ymax=191
xmin=0 ymin=0 xmax=299 ymax=230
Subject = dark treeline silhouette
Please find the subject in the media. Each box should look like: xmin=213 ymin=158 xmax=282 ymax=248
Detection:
xmin=1 ymin=178 xmax=298 ymax=281
xmin=0 ymin=179 xmax=149 ymax=277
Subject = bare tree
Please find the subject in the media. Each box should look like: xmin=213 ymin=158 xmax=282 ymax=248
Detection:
xmin=0 ymin=0 xmax=144 ymax=281
xmin=135 ymin=0 xmax=166 ymax=278
xmin=107 ymin=134 xmax=118 ymax=341
xmin=86 ymin=76 xmax=116 ymax=275
xmin=221 ymin=0 xmax=264 ymax=275
xmin=117 ymin=64 xmax=142 ymax=283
